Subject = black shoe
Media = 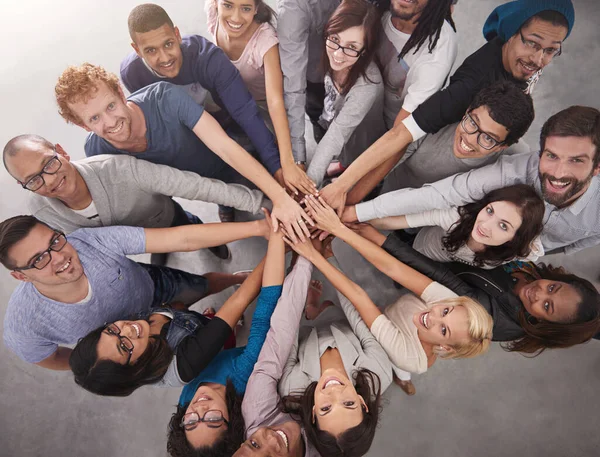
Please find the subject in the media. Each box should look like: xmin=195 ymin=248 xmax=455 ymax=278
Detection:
xmin=209 ymin=244 xmax=231 ymax=260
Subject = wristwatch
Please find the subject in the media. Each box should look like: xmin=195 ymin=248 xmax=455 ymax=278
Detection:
xmin=295 ymin=160 xmax=306 ymax=166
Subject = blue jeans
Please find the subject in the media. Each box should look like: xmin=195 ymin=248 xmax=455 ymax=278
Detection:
xmin=138 ymin=263 xmax=209 ymax=307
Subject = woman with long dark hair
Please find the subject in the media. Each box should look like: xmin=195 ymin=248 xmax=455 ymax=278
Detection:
xmin=306 ymin=0 xmax=387 ymax=186
xmin=206 ymin=0 xmax=317 ymax=196
xmin=369 ymin=184 xmax=545 ymax=268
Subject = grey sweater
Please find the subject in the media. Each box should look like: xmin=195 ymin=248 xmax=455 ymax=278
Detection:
xmin=28 ymin=154 xmax=264 ymax=233
xmin=307 ymin=62 xmax=386 ymax=186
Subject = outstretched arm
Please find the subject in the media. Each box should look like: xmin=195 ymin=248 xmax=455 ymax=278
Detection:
xmin=304 ymin=196 xmax=433 ymax=296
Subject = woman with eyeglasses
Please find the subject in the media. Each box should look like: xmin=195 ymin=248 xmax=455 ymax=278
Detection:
xmin=368 ymin=184 xmax=546 ymax=269
xmin=70 ymin=210 xmax=284 ymax=403
xmin=205 ymin=0 xmax=317 ymax=197
xmin=304 ymin=0 xmax=386 ymax=187
xmin=164 ymin=213 xmax=286 ymax=456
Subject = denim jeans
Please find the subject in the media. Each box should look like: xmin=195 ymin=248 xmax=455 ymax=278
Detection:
xmin=171 ymin=200 xmax=202 ymax=226
xmin=138 ymin=263 xmax=209 ymax=308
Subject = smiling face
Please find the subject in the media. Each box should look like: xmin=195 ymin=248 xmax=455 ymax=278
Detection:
xmin=234 ymin=422 xmax=304 ymax=457
xmin=517 ymin=279 xmax=581 ymax=323
xmin=390 ymin=0 xmax=428 ymax=20
xmin=132 ymin=23 xmax=183 ymax=78
xmin=5 ymin=142 xmax=81 ymax=202
xmin=538 ymin=135 xmax=600 ymax=207
xmin=413 ymin=303 xmax=470 ymax=351
xmin=68 ymin=82 xmax=133 ymax=145
xmin=183 ymin=384 xmax=230 ymax=448
xmin=470 ymin=201 xmax=523 ymax=247
xmin=217 ymin=0 xmax=258 ymax=37
xmin=502 ymin=18 xmax=567 ymax=81
xmin=96 ymin=319 xmax=151 ymax=365
xmin=312 ymin=368 xmax=366 ymax=437
xmin=326 ymin=26 xmax=365 ymax=73
xmin=9 ymin=224 xmax=83 ymax=286
xmin=453 ymin=106 xmax=509 ymax=159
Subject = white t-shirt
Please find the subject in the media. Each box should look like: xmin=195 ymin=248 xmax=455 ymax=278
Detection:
xmin=406 ymin=207 xmax=544 ymax=268
xmin=377 ymin=11 xmax=458 ymax=128
xmin=71 ymin=200 xmax=100 ymax=222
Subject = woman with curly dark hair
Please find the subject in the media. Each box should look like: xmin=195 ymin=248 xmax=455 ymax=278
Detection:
xmin=369 ymin=184 xmax=545 ymax=268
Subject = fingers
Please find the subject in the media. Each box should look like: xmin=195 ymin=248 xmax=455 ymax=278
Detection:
xmin=271 ymin=211 xmax=279 ymax=233
xmin=292 ymin=219 xmax=306 ymax=243
xmin=299 ymin=205 xmax=314 ymax=227
xmin=318 ymin=230 xmax=330 ymax=241
xmin=285 ymin=180 xmax=300 ymax=196
xmin=285 ymin=221 xmax=299 ymax=244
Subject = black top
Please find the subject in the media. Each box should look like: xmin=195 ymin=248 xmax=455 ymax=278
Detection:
xmin=381 ymin=233 xmax=526 ymax=342
xmin=412 ymin=38 xmax=527 ymax=135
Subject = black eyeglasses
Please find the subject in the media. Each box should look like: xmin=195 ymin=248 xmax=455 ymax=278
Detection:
xmin=461 ymin=112 xmax=505 ymax=150
xmin=181 ymin=410 xmax=229 ymax=431
xmin=103 ymin=323 xmax=135 ymax=365
xmin=325 ymin=37 xmax=363 ymax=58
xmin=19 ymin=152 xmax=63 ymax=192
xmin=13 ymin=232 xmax=68 ymax=271
xmin=519 ymin=30 xmax=562 ymax=59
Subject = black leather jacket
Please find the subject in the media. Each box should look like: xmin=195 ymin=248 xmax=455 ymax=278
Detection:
xmin=381 ymin=233 xmax=526 ymax=342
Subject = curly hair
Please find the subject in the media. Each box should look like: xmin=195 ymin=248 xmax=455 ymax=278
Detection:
xmin=69 ymin=320 xmax=173 ymax=397
xmin=504 ymin=264 xmax=600 ymax=355
xmin=281 ymin=369 xmax=382 ymax=457
xmin=442 ymin=184 xmax=545 ymax=268
xmin=167 ymin=379 xmax=245 ymax=457
xmin=55 ymin=63 xmax=121 ymax=125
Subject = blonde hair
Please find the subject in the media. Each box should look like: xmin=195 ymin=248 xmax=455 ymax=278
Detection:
xmin=431 ymin=296 xmax=493 ymax=360
xmin=55 ymin=63 xmax=121 ymax=125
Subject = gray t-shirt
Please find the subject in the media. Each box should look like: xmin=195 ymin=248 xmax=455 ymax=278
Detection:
xmin=3 ymin=226 xmax=153 ymax=363
xmin=382 ymin=122 xmax=528 ymax=192
xmin=84 ymin=82 xmax=230 ymax=179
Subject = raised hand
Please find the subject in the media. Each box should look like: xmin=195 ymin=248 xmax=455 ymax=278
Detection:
xmin=281 ymin=163 xmax=318 ymax=197
xmin=303 ymin=195 xmax=344 ymax=236
xmin=319 ymin=181 xmax=347 ymax=217
xmin=270 ymin=191 xmax=314 ymax=244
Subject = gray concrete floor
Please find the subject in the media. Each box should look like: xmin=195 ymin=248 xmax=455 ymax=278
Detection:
xmin=0 ymin=1 xmax=599 ymax=456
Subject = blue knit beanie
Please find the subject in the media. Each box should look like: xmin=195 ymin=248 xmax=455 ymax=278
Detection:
xmin=483 ymin=0 xmax=575 ymax=42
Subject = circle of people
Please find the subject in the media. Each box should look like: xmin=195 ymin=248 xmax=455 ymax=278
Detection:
xmin=1 ymin=0 xmax=598 ymax=456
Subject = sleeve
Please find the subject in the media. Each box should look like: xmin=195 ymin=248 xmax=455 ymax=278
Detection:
xmin=176 ymin=317 xmax=233 ymax=383
xmin=241 ymin=257 xmax=313 ymax=429
xmin=28 ymin=197 xmax=81 ymax=234
xmin=82 ymin=226 xmax=146 ymax=256
xmin=277 ymin=0 xmax=311 ymax=162
xmin=192 ymin=39 xmax=281 ymax=174
xmin=562 ymin=235 xmax=600 ymax=255
xmin=411 ymin=52 xmax=489 ymax=135
xmin=129 ymin=157 xmax=264 ymax=214
xmin=307 ymin=80 xmax=382 ymax=186
xmin=355 ymin=152 xmax=524 ymax=221
xmin=230 ymin=285 xmax=283 ymax=392
xmin=3 ymin=330 xmax=58 ymax=364
xmin=405 ymin=208 xmax=460 ymax=231
xmin=381 ymin=232 xmax=476 ymax=297
xmin=370 ymin=314 xmax=426 ymax=374
xmin=253 ymin=24 xmax=279 ymax=66
xmin=420 ymin=281 xmax=459 ymax=303
xmin=84 ymin=133 xmax=114 ymax=158
xmin=279 ymin=331 xmax=302 ymax=396
xmin=402 ymin=30 xmax=458 ymax=113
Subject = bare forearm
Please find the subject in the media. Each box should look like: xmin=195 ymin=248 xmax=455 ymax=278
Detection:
xmin=145 ymin=220 xmax=265 ymax=253
xmin=216 ymin=258 xmax=266 ymax=328
xmin=35 ymin=347 xmax=72 ymax=371
xmin=333 ymin=225 xmax=431 ymax=296
xmin=267 ymin=91 xmax=295 ymax=168
xmin=263 ymin=235 xmax=286 ymax=287
xmin=310 ymin=253 xmax=381 ymax=328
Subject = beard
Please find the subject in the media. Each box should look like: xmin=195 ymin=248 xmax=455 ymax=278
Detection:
xmin=390 ymin=0 xmax=426 ymax=21
xmin=539 ymin=171 xmax=593 ymax=207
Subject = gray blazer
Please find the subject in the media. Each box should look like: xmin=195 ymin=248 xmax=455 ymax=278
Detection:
xmin=28 ymin=154 xmax=264 ymax=233
xmin=279 ymin=260 xmax=393 ymax=396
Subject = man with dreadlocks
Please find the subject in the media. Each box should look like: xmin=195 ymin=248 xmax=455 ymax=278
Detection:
xmin=377 ymin=0 xmax=458 ymax=129
xmin=319 ymin=0 xmax=575 ymax=215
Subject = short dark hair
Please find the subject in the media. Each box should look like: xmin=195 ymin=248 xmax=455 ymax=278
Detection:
xmin=167 ymin=379 xmax=245 ymax=457
xmin=468 ymin=81 xmax=535 ymax=146
xmin=0 ymin=215 xmax=50 ymax=270
xmin=69 ymin=320 xmax=173 ymax=396
xmin=504 ymin=264 xmax=600 ymax=355
xmin=539 ymin=106 xmax=600 ymax=167
xmin=322 ymin=0 xmax=383 ymax=95
xmin=522 ymin=10 xmax=569 ymax=32
xmin=128 ymin=3 xmax=174 ymax=41
xmin=3 ymin=134 xmax=54 ymax=176
xmin=443 ymin=184 xmax=545 ymax=268
xmin=281 ymin=369 xmax=382 ymax=457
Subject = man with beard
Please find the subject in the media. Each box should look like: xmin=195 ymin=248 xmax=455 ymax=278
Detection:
xmin=319 ymin=0 xmax=575 ymax=212
xmin=344 ymin=106 xmax=600 ymax=255
xmin=377 ymin=0 xmax=458 ymax=129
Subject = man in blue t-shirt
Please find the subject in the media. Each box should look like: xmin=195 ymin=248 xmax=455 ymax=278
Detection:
xmin=55 ymin=63 xmax=312 ymax=242
xmin=0 ymin=215 xmax=270 ymax=371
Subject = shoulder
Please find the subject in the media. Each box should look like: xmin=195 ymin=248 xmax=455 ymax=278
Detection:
xmin=27 ymin=192 xmax=52 ymax=214
xmin=181 ymin=34 xmax=220 ymax=60
xmin=463 ymin=38 xmax=502 ymax=67
xmin=352 ymin=61 xmax=383 ymax=89
xmin=79 ymin=154 xmax=136 ymax=175
xmin=84 ymin=132 xmax=113 ymax=156
xmin=120 ymin=51 xmax=145 ymax=80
